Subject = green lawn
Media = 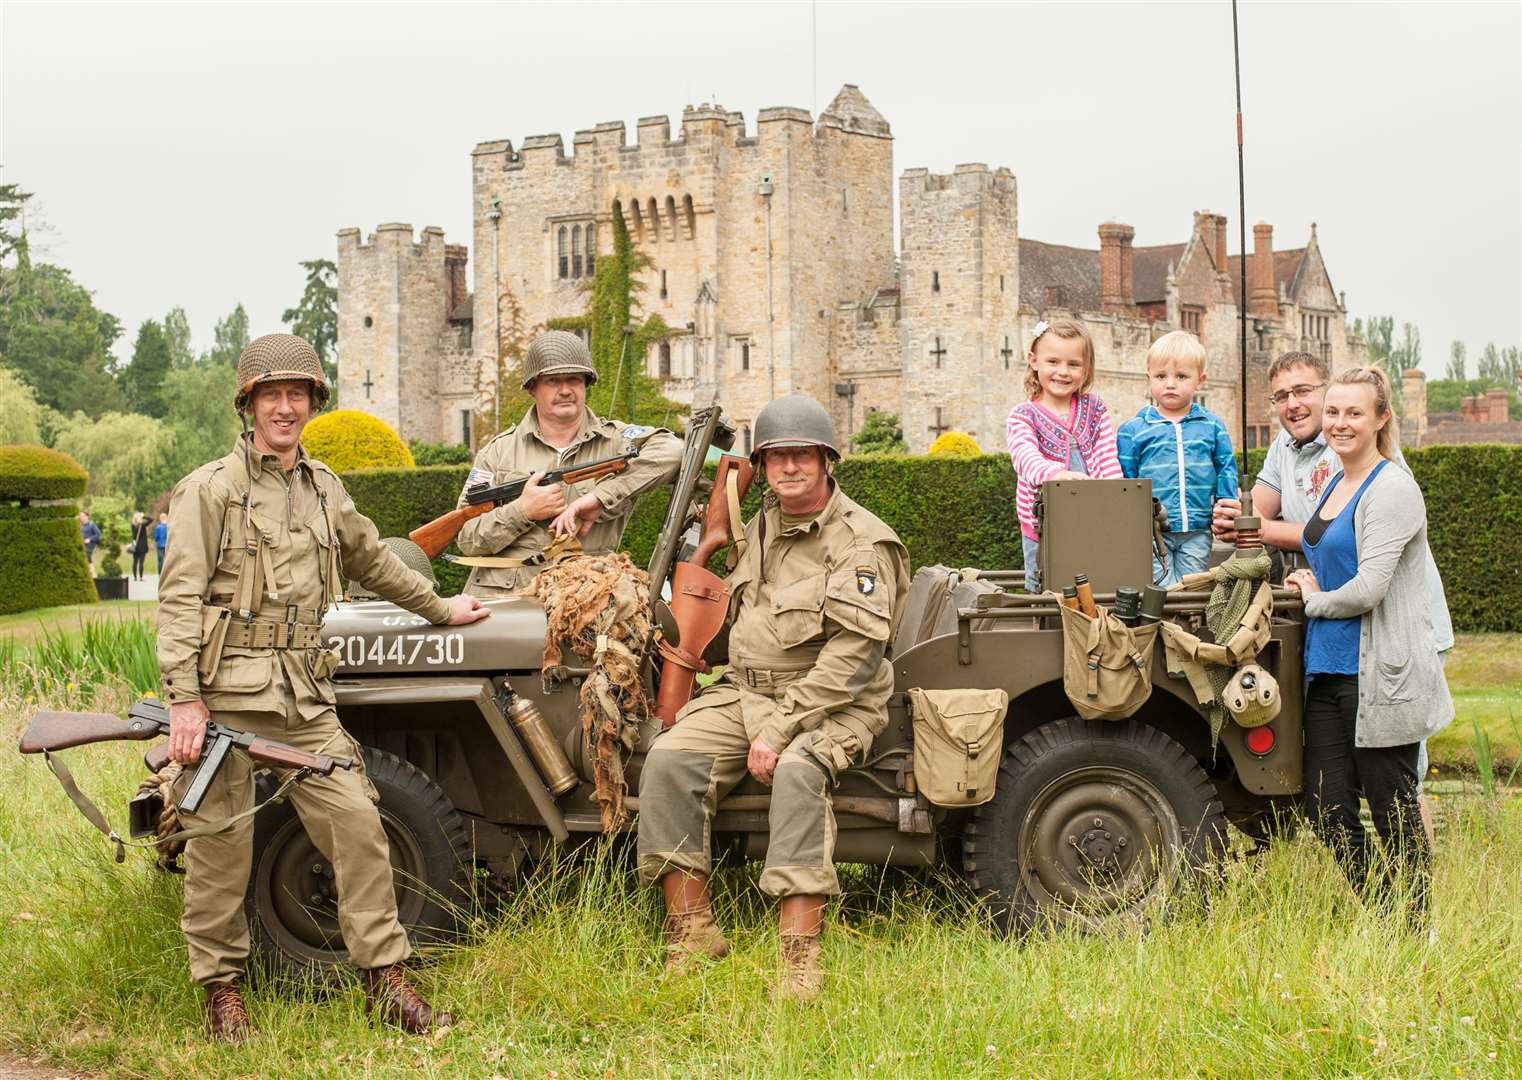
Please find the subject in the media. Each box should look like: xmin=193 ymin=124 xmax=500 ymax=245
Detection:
xmin=0 ymin=601 xmax=157 ymax=645
xmin=1433 ymin=634 xmax=1522 ymax=772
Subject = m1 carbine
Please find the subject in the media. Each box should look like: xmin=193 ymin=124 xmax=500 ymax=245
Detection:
xmin=407 ymin=448 xmax=640 ymax=559
xmin=19 ymin=700 xmax=353 ymax=856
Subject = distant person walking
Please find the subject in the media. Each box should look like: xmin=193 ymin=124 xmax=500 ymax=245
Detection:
xmin=130 ymin=511 xmax=151 ymax=582
xmin=80 ymin=512 xmax=101 ymax=576
xmin=153 ymin=512 xmax=169 ymax=573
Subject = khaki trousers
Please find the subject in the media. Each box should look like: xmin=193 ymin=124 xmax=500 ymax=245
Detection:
xmin=635 ymin=676 xmax=863 ymax=897
xmin=175 ymin=682 xmax=408 ymax=986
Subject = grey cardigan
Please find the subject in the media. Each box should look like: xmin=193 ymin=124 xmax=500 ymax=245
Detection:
xmin=1303 ymin=461 xmax=1454 ymax=747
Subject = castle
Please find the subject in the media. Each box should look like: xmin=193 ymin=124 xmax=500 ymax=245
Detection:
xmin=336 ymin=85 xmax=1364 ymax=453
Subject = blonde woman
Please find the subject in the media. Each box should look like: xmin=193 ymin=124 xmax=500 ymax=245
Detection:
xmin=1285 ymin=367 xmax=1452 ymax=928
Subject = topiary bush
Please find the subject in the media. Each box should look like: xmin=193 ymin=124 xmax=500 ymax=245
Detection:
xmin=927 ymin=431 xmax=983 ymax=458
xmin=409 ymin=440 xmax=473 ymax=466
xmin=0 ymin=444 xmax=96 ymax=614
xmin=0 ymin=444 xmax=89 ymax=503
xmin=302 ymin=410 xmax=415 ymax=472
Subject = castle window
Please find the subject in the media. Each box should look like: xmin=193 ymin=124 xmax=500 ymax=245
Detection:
xmin=1244 ymin=423 xmax=1272 ymax=450
xmin=1181 ymin=305 xmax=1204 ymax=341
xmin=630 ymin=201 xmax=644 ymax=244
xmin=648 ymin=197 xmax=661 ymax=242
xmin=682 ymin=194 xmax=696 ymax=240
xmin=1001 ymin=336 xmax=1015 ymax=370
xmin=460 ymin=410 xmax=472 ymax=446
xmin=585 ymin=223 xmax=596 ymax=275
xmin=665 ymin=196 xmax=678 ymax=242
xmin=932 ymin=270 xmax=941 ymax=294
xmin=558 ymin=226 xmax=569 ymax=279
xmin=660 ymin=269 xmax=668 ymax=300
xmin=930 ymin=336 xmax=947 ymax=369
xmin=572 ymin=225 xmax=583 ymax=278
xmin=741 ymin=424 xmax=752 ymax=454
xmin=1000 ymin=275 xmax=1005 ymax=293
xmin=658 ymin=341 xmax=672 ymax=378
xmin=731 ymin=336 xmax=751 ymax=372
xmin=363 ymin=315 xmax=373 ymax=328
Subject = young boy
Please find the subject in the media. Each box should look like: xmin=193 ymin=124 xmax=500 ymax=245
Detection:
xmin=1117 ymin=331 xmax=1238 ymax=587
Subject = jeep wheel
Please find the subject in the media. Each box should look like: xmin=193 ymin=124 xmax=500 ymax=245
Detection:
xmin=245 ymin=746 xmax=472 ymax=985
xmin=963 ymin=718 xmax=1227 ymax=936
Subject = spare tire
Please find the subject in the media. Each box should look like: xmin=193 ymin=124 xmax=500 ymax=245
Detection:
xmin=245 ymin=746 xmax=471 ymax=985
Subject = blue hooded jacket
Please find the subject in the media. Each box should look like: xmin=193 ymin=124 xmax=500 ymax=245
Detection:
xmin=1116 ymin=403 xmax=1238 ymax=533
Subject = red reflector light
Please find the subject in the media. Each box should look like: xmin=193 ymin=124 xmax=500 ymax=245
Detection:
xmin=1244 ymin=726 xmax=1276 ymax=756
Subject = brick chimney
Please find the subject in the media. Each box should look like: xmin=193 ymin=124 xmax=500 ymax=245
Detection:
xmin=1401 ymin=369 xmax=1428 ymax=446
xmin=1485 ymin=387 xmax=1510 ymax=424
xmin=1213 ymin=214 xmax=1228 ymax=272
xmin=444 ymin=244 xmax=469 ymax=314
xmin=1098 ymin=222 xmax=1135 ymax=313
xmin=1249 ymin=223 xmax=1277 ymax=317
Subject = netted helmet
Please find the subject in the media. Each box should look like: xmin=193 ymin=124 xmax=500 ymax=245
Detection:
xmin=348 ymin=537 xmax=438 ymax=600
xmin=750 ymin=394 xmax=840 ymax=465
xmin=521 ymin=330 xmax=598 ymax=389
xmin=234 ymin=334 xmax=330 ymax=413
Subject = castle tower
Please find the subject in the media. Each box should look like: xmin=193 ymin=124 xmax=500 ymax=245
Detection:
xmin=898 ymin=164 xmax=1019 ymax=453
xmin=469 ymin=85 xmax=893 ymax=450
xmin=336 ymin=224 xmax=474 ymax=444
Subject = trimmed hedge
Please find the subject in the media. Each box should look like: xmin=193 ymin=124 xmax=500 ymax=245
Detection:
xmin=341 ymin=446 xmax=1522 ymax=632
xmin=302 ymin=410 xmax=415 ymax=472
xmin=0 ymin=503 xmax=97 ymax=615
xmin=0 ymin=445 xmax=89 ymax=503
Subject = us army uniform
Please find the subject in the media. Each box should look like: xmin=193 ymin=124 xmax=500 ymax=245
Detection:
xmin=457 ymin=408 xmax=682 ymax=595
xmin=157 ymin=434 xmax=452 ymax=987
xmin=636 ymin=486 xmax=909 ymax=897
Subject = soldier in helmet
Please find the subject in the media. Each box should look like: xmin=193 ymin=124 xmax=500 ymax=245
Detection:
xmin=636 ymin=394 xmax=909 ymax=1001
xmin=157 ymin=334 xmax=490 ymax=1041
xmin=456 ymin=330 xmax=683 ymax=594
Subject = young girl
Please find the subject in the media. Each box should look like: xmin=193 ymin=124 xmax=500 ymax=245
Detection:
xmin=1004 ymin=319 xmax=1121 ymax=590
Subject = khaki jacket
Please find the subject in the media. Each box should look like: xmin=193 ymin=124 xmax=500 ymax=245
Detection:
xmin=157 ymin=435 xmax=451 ymax=715
xmin=725 ymin=486 xmax=909 ymax=751
xmin=458 ymin=407 xmax=681 ymax=594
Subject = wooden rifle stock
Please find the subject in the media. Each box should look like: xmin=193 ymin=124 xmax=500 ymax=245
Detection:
xmin=654 ymin=454 xmax=756 ymax=728
xmin=408 ymin=454 xmax=635 ymax=559
xmin=19 ymin=709 xmax=161 ymax=754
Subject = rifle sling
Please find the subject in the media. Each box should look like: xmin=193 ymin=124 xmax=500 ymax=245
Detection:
xmin=42 ymin=751 xmax=314 ymax=863
xmin=725 ymin=466 xmax=747 ymax=570
xmin=450 ymin=532 xmax=583 ymax=569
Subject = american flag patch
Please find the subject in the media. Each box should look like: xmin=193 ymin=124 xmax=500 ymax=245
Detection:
xmin=462 ymin=467 xmax=494 ymax=495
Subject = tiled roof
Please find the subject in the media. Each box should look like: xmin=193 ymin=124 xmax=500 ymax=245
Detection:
xmin=1228 ymin=249 xmax=1305 ymax=309
xmin=1018 ymin=239 xmax=1101 ymax=311
xmin=1132 ymin=243 xmax=1187 ymax=304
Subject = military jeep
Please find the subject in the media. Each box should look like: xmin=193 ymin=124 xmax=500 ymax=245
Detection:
xmin=230 ymin=406 xmax=1305 ymax=977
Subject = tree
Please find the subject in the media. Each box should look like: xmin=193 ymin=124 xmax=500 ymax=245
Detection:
xmin=1504 ymin=346 xmax=1522 ymax=388
xmin=0 ymin=260 xmax=124 ymax=416
xmin=281 ymin=259 xmax=338 ymax=385
xmin=849 ymin=410 xmax=907 ymax=454
xmin=0 ymin=183 xmax=34 ymax=265
xmin=205 ymin=303 xmax=250 ymax=367
xmin=0 ymin=366 xmax=45 ymax=444
xmin=1426 ymin=378 xmax=1521 ymax=422
xmin=1445 ymin=341 xmax=1466 ymax=382
xmin=163 ymin=306 xmax=195 ymax=369
xmin=52 ymin=410 xmax=179 ymax=509
xmin=120 ymin=319 xmax=172 ymax=418
xmin=161 ymin=362 xmax=239 ymax=478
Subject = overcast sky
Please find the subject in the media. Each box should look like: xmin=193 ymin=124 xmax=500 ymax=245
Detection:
xmin=3 ymin=1 xmax=1518 ymax=377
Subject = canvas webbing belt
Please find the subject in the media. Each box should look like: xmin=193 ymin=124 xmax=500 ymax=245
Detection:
xmin=449 ymin=533 xmax=584 ymax=569
xmin=219 ymin=619 xmax=324 ymax=650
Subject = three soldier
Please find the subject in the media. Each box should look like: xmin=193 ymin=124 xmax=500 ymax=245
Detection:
xmin=158 ymin=334 xmax=489 ymax=1040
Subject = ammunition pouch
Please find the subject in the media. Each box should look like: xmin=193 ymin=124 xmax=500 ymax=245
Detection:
xmin=907 ymin=687 xmax=1008 ymax=807
xmin=1056 ymin=597 xmax=1161 ymax=721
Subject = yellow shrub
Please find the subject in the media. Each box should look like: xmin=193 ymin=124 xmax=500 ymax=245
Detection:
xmin=301 ymin=411 xmax=415 ymax=472
xmin=927 ymin=431 xmax=982 ymax=458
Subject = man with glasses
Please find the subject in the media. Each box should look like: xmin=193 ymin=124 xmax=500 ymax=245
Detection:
xmin=1214 ymin=350 xmax=1452 ymax=839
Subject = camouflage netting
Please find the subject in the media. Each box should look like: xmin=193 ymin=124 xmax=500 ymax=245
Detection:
xmin=136 ymin=762 xmax=187 ymax=872
xmin=534 ymin=552 xmax=653 ymax=832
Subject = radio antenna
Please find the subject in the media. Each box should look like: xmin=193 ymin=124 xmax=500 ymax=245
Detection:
xmin=1231 ymin=0 xmax=1259 ymax=530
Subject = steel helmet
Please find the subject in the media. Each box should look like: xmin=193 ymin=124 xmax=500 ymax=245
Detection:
xmin=750 ymin=394 xmax=840 ymax=465
xmin=234 ymin=334 xmax=330 ymax=413
xmin=520 ymin=330 xmax=598 ymax=389
xmin=348 ymin=537 xmax=438 ymax=600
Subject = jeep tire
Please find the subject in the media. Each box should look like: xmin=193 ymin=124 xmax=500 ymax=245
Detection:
xmin=963 ymin=718 xmax=1228 ymax=936
xmin=244 ymin=746 xmax=472 ymax=985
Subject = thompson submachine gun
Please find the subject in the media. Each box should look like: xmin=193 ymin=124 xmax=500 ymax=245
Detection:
xmin=19 ymin=700 xmax=354 ymax=856
xmin=407 ymin=448 xmax=640 ymax=558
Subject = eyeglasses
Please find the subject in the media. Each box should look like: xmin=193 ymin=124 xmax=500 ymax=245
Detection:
xmin=1270 ymin=383 xmax=1325 ymax=406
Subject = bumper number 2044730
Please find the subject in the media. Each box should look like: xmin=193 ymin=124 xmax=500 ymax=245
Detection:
xmin=327 ymin=633 xmax=465 ymax=668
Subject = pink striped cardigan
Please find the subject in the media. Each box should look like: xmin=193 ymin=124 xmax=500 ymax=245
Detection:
xmin=1005 ymin=394 xmax=1122 ymax=540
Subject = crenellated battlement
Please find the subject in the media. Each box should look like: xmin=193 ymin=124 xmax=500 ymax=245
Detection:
xmin=337 ymin=222 xmax=453 ymax=259
xmin=469 ymin=85 xmax=891 ymax=175
xmin=900 ymin=164 xmax=1016 ymax=198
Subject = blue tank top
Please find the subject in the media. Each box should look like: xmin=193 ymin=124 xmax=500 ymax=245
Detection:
xmin=1302 ymin=460 xmax=1387 ymax=676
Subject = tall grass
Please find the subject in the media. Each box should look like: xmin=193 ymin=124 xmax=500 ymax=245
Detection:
xmin=2 ymin=685 xmax=1519 ymax=1077
xmin=0 ymin=616 xmax=159 ymax=703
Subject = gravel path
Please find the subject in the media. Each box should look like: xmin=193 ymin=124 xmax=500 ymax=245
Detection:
xmin=0 ymin=1058 xmax=88 ymax=1080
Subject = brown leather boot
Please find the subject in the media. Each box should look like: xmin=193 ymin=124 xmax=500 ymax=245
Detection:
xmin=204 ymin=980 xmax=253 ymax=1042
xmin=661 ymin=870 xmax=730 ymax=970
xmin=775 ymin=894 xmax=825 ymax=1002
xmin=362 ymin=964 xmax=453 ymax=1034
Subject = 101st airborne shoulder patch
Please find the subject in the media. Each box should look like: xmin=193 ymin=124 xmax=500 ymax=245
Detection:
xmin=855 ymin=566 xmax=877 ymax=596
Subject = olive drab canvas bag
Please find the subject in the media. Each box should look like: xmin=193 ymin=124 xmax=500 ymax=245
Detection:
xmin=1055 ymin=597 xmax=1161 ymax=721
xmin=907 ymin=687 xmax=1009 ymax=807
